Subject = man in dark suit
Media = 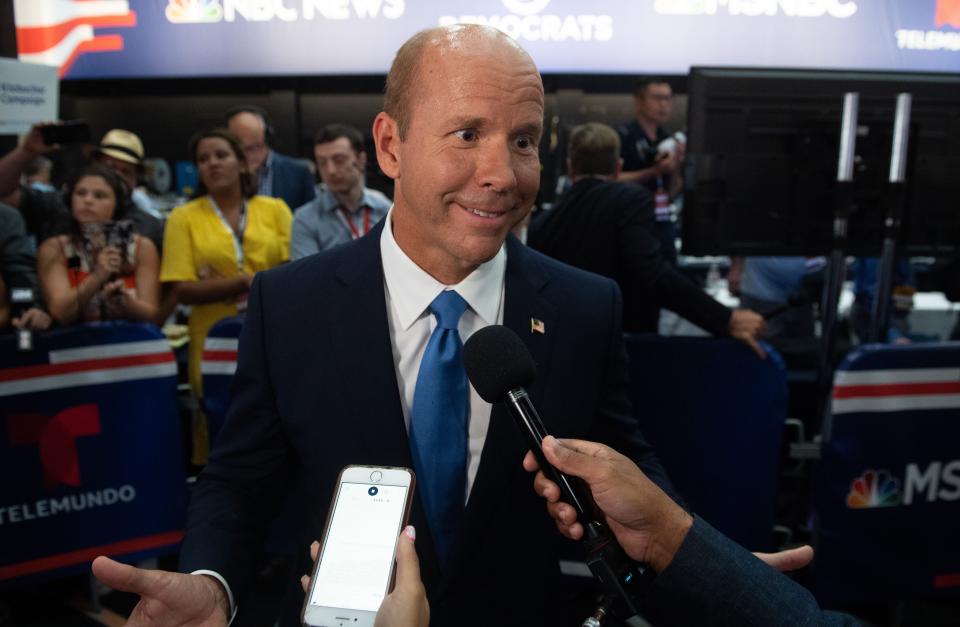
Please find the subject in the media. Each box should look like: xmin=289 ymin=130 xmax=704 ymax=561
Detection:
xmin=91 ymin=26 xmax=821 ymax=627
xmin=227 ymin=106 xmax=316 ymax=211
xmin=529 ymin=122 xmax=767 ymax=357
xmin=93 ymin=25 xmax=672 ymax=627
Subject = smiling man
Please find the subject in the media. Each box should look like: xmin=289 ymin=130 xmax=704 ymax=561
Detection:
xmin=91 ymin=25 xmax=675 ymax=627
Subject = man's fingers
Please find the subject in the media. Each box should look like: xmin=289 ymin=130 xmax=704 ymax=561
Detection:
xmin=91 ymin=556 xmax=159 ymax=595
xmin=301 ymin=575 xmax=310 ymax=594
xmin=742 ymin=335 xmax=767 ymax=360
xmin=310 ymin=540 xmax=319 ymax=562
xmin=532 ymin=470 xmax=560 ymax=503
xmin=754 ymin=545 xmax=814 ymax=572
xmin=541 ymin=436 xmax=610 ymax=481
xmin=522 ymin=450 xmax=539 ymax=472
xmin=393 ymin=526 xmax=422 ymax=592
xmin=554 ymin=519 xmax=584 ymax=541
xmin=545 ymin=501 xmax=577 ymax=527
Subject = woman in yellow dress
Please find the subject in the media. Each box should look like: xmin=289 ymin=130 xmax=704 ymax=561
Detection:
xmin=161 ymin=128 xmax=291 ymax=462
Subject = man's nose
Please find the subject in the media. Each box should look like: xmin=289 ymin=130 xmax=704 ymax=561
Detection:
xmin=475 ymin=141 xmax=517 ymax=193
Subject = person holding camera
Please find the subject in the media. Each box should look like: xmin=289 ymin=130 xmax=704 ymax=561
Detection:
xmin=36 ymin=164 xmax=160 ymax=324
xmin=616 ymin=78 xmax=684 ymax=268
xmin=0 ymin=123 xmax=165 ymax=255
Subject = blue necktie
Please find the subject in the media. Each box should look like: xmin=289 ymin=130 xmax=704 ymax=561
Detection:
xmin=410 ymin=290 xmax=469 ymax=565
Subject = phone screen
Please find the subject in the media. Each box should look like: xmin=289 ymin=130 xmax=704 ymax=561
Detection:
xmin=309 ymin=481 xmax=409 ymax=612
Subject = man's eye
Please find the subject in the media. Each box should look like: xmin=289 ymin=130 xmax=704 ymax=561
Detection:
xmin=455 ymin=129 xmax=478 ymax=142
xmin=515 ymin=136 xmax=535 ymax=150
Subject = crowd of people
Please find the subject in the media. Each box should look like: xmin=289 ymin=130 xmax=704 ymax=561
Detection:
xmin=0 ymin=83 xmax=772 ymax=360
xmin=0 ymin=115 xmax=401 ymax=459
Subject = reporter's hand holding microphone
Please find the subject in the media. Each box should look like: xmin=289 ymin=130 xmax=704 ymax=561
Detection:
xmin=523 ymin=436 xmax=814 ymax=574
xmin=524 ymin=436 xmax=693 ymax=571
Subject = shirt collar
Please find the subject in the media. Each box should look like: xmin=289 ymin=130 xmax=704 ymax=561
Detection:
xmin=319 ymin=184 xmax=373 ymax=214
xmin=380 ymin=207 xmax=506 ymax=331
xmin=258 ymin=150 xmax=275 ymax=176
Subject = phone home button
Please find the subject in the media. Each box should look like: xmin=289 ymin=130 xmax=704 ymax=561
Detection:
xmin=370 ymin=470 xmax=383 ymax=483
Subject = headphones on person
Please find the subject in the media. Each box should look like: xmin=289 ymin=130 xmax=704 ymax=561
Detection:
xmin=224 ymin=104 xmax=275 ymax=146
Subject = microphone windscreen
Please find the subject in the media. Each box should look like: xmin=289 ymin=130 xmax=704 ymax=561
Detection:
xmin=462 ymin=325 xmax=536 ymax=403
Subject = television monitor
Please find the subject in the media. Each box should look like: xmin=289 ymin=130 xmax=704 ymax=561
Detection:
xmin=682 ymin=67 xmax=960 ymax=257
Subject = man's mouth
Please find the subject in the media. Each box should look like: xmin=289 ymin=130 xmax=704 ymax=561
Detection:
xmin=462 ymin=206 xmax=504 ymax=219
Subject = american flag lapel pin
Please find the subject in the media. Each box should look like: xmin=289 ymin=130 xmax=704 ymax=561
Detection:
xmin=530 ymin=318 xmax=545 ymax=335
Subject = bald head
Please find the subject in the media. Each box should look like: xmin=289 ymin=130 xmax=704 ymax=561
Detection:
xmin=227 ymin=110 xmax=270 ymax=171
xmin=384 ymin=25 xmax=540 ymax=140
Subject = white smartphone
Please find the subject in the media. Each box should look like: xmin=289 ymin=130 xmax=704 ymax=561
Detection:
xmin=302 ymin=465 xmax=416 ymax=627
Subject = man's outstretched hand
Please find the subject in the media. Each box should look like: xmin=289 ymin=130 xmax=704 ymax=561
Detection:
xmin=91 ymin=556 xmax=229 ymax=627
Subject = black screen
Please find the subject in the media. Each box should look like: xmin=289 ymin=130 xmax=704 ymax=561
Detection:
xmin=682 ymin=68 xmax=960 ymax=257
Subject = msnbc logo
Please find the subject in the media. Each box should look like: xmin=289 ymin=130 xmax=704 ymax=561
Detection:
xmin=847 ymin=461 xmax=960 ymax=509
xmin=166 ymin=0 xmax=223 ymax=24
xmin=846 ymin=469 xmax=901 ymax=509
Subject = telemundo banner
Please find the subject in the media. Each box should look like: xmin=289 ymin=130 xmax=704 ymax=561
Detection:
xmin=13 ymin=0 xmax=960 ymax=79
xmin=0 ymin=323 xmax=187 ymax=582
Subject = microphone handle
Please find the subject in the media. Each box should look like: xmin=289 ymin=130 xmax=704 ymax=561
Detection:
xmin=505 ymin=388 xmax=649 ymax=617
xmin=506 ymin=388 xmax=595 ymax=518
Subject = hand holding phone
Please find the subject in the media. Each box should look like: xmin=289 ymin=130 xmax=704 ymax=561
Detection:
xmin=302 ymin=466 xmax=416 ymax=627
xmin=302 ymin=526 xmax=429 ymax=627
xmin=40 ymin=120 xmax=91 ymax=146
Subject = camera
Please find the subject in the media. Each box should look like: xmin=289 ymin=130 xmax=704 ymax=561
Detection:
xmin=10 ymin=286 xmax=37 ymax=352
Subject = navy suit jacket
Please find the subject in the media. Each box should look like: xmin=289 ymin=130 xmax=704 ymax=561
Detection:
xmin=647 ymin=518 xmax=858 ymax=626
xmin=179 ymin=220 xmax=674 ymax=626
xmin=270 ymin=152 xmax=316 ymax=212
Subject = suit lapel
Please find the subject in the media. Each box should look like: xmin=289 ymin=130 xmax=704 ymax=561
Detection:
xmin=439 ymin=237 xmax=558 ymax=591
xmin=324 ymin=222 xmax=443 ymax=587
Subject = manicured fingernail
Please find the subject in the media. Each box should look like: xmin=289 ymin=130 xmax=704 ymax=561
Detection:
xmin=404 ymin=525 xmax=416 ymax=541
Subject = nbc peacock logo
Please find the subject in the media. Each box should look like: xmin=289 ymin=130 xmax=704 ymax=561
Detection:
xmin=846 ymin=469 xmax=902 ymax=509
xmin=166 ymin=0 xmax=223 ymax=24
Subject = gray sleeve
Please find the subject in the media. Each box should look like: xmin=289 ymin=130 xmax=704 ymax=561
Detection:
xmin=290 ymin=211 xmax=320 ymax=261
xmin=645 ymin=517 xmax=860 ymax=626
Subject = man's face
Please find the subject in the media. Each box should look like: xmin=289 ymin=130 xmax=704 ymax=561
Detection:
xmin=98 ymin=154 xmax=139 ymax=190
xmin=377 ymin=35 xmax=544 ymax=284
xmin=635 ymin=83 xmax=673 ymax=127
xmin=227 ymin=112 xmax=269 ymax=172
xmin=314 ymin=137 xmax=365 ymax=196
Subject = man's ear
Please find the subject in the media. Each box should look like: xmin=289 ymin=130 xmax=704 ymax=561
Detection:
xmin=373 ymin=112 xmax=400 ymax=180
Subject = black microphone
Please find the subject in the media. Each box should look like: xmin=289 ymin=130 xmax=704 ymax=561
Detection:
xmin=463 ymin=325 xmax=650 ymax=623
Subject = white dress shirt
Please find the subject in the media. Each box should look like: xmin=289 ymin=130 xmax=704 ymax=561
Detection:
xmin=380 ymin=208 xmax=505 ymax=502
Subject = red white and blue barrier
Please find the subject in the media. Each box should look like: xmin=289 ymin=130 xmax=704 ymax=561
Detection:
xmin=814 ymin=342 xmax=960 ymax=603
xmin=0 ymin=322 xmax=187 ymax=584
